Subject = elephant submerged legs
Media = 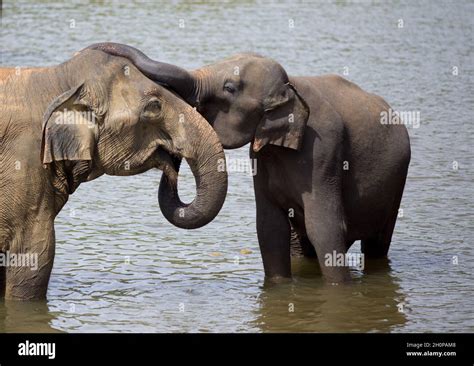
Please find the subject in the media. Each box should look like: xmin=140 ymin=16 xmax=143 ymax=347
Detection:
xmin=255 ymin=189 xmax=291 ymax=279
xmin=4 ymin=220 xmax=55 ymax=300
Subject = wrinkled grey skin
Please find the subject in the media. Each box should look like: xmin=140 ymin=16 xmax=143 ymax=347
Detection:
xmin=0 ymin=49 xmax=227 ymax=299
xmin=88 ymin=43 xmax=411 ymax=283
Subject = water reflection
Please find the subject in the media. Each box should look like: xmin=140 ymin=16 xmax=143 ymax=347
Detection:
xmin=254 ymin=258 xmax=406 ymax=332
xmin=0 ymin=300 xmax=62 ymax=333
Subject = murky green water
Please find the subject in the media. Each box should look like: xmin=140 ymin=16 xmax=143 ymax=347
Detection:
xmin=1 ymin=0 xmax=473 ymax=332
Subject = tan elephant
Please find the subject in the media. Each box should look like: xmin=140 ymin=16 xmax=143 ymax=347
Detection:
xmin=0 ymin=49 xmax=227 ymax=300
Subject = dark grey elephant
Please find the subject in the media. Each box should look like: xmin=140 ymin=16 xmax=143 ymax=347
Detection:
xmin=0 ymin=49 xmax=227 ymax=299
xmin=88 ymin=43 xmax=411 ymax=283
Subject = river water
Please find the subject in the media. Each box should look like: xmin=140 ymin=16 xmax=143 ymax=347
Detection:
xmin=1 ymin=0 xmax=473 ymax=332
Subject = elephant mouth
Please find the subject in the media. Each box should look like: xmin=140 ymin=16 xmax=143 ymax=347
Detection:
xmin=153 ymin=146 xmax=181 ymax=187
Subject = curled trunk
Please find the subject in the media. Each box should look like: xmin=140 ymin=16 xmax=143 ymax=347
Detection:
xmin=158 ymin=112 xmax=227 ymax=229
xmin=83 ymin=43 xmax=224 ymax=228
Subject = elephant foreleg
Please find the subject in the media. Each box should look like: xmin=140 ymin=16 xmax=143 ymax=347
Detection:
xmin=5 ymin=221 xmax=55 ymax=300
xmin=255 ymin=189 xmax=291 ymax=279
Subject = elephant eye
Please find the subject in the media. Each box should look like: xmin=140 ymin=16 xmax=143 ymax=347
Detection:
xmin=146 ymin=100 xmax=162 ymax=111
xmin=143 ymin=99 xmax=162 ymax=118
xmin=142 ymin=99 xmax=161 ymax=118
xmin=223 ymin=82 xmax=236 ymax=94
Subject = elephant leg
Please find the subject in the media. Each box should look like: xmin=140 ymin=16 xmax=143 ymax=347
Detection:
xmin=361 ymin=210 xmax=398 ymax=258
xmin=290 ymin=231 xmax=317 ymax=258
xmin=5 ymin=221 xmax=55 ymax=300
xmin=361 ymin=236 xmax=387 ymax=258
xmin=304 ymin=197 xmax=350 ymax=283
xmin=298 ymin=233 xmax=317 ymax=258
xmin=289 ymin=228 xmax=302 ymax=257
xmin=362 ymin=178 xmax=407 ymax=258
xmin=255 ymin=190 xmax=291 ymax=279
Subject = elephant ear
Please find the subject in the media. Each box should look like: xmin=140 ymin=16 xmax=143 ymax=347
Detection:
xmin=41 ymin=83 xmax=100 ymax=193
xmin=253 ymin=83 xmax=309 ymax=152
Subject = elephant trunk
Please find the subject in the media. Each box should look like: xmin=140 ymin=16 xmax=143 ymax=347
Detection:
xmin=83 ymin=43 xmax=222 ymax=228
xmin=158 ymin=111 xmax=227 ymax=229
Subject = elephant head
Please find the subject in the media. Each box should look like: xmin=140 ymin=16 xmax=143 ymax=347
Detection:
xmin=42 ymin=49 xmax=227 ymax=229
xmin=82 ymin=43 xmax=310 ymax=153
